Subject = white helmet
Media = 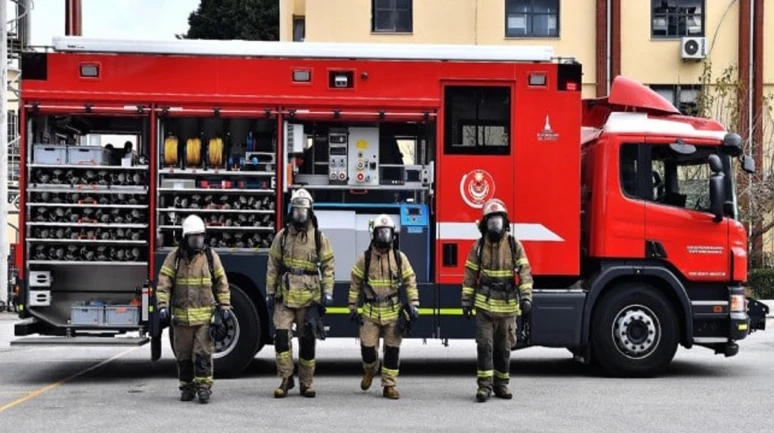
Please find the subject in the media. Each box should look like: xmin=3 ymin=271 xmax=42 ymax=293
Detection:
xmin=290 ymin=188 xmax=313 ymax=209
xmin=371 ymin=214 xmax=396 ymax=248
xmin=372 ymin=214 xmax=396 ymax=230
xmin=182 ymin=214 xmax=206 ymax=236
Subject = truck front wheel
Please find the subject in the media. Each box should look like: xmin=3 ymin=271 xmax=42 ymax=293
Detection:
xmin=590 ymin=283 xmax=679 ymax=377
xmin=169 ymin=284 xmax=262 ymax=378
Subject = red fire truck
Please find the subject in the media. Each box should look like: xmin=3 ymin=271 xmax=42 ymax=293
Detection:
xmin=10 ymin=36 xmax=768 ymax=378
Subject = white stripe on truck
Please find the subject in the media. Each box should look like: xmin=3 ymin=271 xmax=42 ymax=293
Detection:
xmin=435 ymin=222 xmax=564 ymax=242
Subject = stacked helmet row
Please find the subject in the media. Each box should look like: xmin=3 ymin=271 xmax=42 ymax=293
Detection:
xmin=32 ymin=167 xmax=147 ymax=187
xmin=26 ymin=163 xmax=150 ymax=264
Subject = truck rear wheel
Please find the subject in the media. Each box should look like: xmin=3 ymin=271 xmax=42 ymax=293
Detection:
xmin=590 ymin=283 xmax=679 ymax=377
xmin=169 ymin=284 xmax=262 ymax=378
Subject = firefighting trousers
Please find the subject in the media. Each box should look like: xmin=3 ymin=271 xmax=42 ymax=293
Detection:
xmin=173 ymin=324 xmax=214 ymax=390
xmin=475 ymin=309 xmax=517 ymax=390
xmin=360 ymin=318 xmax=402 ymax=387
xmin=273 ymin=303 xmax=316 ymax=387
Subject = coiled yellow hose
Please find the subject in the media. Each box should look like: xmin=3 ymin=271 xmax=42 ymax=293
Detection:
xmin=163 ymin=136 xmax=178 ymax=166
xmin=186 ymin=138 xmax=202 ymax=166
xmin=208 ymin=137 xmax=224 ymax=167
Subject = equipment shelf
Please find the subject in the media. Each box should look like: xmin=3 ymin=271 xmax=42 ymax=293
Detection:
xmin=158 ymin=188 xmax=273 ymax=194
xmin=27 ymin=222 xmax=148 ymax=229
xmin=158 ymin=169 xmax=275 ymax=177
xmin=26 ymin=239 xmax=147 ymax=245
xmin=157 ymin=208 xmax=273 ymax=214
xmin=158 ymin=225 xmax=274 ymax=232
xmin=29 ymin=164 xmax=150 ymax=171
xmin=28 ymin=261 xmax=148 ymax=266
xmin=26 ymin=203 xmax=147 ymax=209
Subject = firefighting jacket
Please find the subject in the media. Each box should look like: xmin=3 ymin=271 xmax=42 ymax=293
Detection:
xmin=461 ymin=234 xmax=533 ymax=317
xmin=348 ymin=247 xmax=419 ymax=325
xmin=265 ymin=222 xmax=335 ymax=309
xmin=156 ymin=247 xmax=230 ymax=326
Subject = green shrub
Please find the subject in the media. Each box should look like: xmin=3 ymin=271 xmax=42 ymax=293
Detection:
xmin=748 ymin=268 xmax=774 ymax=299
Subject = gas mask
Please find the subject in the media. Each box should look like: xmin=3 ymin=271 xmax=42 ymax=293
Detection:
xmin=185 ymin=233 xmax=206 ymax=253
xmin=374 ymin=227 xmax=394 ymax=249
xmin=291 ymin=207 xmax=309 ymax=229
xmin=486 ymin=215 xmax=506 ymax=242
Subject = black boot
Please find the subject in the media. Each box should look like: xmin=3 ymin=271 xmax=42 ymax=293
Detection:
xmin=197 ymin=387 xmax=212 ymax=404
xmin=475 ymin=387 xmax=492 ymax=402
xmin=180 ymin=385 xmax=195 ymax=402
xmin=274 ymin=376 xmax=295 ymax=398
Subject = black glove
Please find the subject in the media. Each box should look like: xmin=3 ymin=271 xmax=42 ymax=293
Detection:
xmin=520 ymin=298 xmax=532 ymax=315
xmin=349 ymin=309 xmax=361 ymax=324
xmin=265 ymin=294 xmax=275 ymax=310
xmin=462 ymin=305 xmax=473 ymax=319
xmin=409 ymin=305 xmax=419 ymax=320
xmin=158 ymin=307 xmax=169 ymax=324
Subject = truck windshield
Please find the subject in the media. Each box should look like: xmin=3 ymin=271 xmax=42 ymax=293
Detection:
xmin=649 ymin=144 xmax=737 ymax=218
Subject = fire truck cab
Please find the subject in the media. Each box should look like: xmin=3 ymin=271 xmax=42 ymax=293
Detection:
xmin=10 ymin=37 xmax=768 ymax=378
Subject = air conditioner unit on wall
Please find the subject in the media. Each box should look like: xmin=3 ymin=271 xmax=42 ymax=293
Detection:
xmin=680 ymin=36 xmax=707 ymax=60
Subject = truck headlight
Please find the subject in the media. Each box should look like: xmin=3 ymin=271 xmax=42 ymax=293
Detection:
xmin=730 ymin=294 xmax=746 ymax=313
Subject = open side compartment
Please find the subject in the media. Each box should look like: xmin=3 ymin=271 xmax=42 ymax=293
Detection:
xmin=24 ymin=109 xmax=151 ymax=333
xmin=155 ymin=109 xmax=279 ymax=253
xmin=282 ymin=115 xmax=437 ymax=282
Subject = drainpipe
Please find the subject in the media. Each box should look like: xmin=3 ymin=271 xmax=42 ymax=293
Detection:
xmin=606 ymin=0 xmax=611 ymax=94
xmin=748 ymin=0 xmax=754 ymax=242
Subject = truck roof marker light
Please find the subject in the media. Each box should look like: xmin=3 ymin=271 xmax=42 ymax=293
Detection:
xmin=80 ymin=63 xmax=99 ymax=78
xmin=528 ymin=73 xmax=547 ymax=87
xmin=292 ymin=69 xmax=311 ymax=82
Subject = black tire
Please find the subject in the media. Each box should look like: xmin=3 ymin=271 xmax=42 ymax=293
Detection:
xmin=168 ymin=284 xmax=262 ymax=378
xmin=590 ymin=283 xmax=679 ymax=377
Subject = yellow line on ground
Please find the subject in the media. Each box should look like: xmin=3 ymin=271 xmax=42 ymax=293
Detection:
xmin=0 ymin=346 xmax=138 ymax=414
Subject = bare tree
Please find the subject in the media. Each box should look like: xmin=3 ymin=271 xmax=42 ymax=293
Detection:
xmin=695 ymin=60 xmax=774 ymax=267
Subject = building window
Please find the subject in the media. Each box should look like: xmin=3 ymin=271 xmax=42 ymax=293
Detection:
xmin=650 ymin=85 xmax=702 ymax=115
xmin=651 ymin=0 xmax=704 ymax=38
xmin=505 ymin=0 xmax=559 ymax=38
xmin=372 ymin=0 xmax=412 ymax=33
xmin=293 ymin=16 xmax=305 ymax=42
xmin=444 ymin=86 xmax=511 ymax=156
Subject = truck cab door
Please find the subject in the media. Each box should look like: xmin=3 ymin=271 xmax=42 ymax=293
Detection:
xmin=643 ymin=138 xmax=730 ymax=282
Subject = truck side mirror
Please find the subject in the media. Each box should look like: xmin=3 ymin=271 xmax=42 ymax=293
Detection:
xmin=708 ymin=154 xmax=724 ymax=223
xmin=722 ymin=133 xmax=743 ymax=157
xmin=742 ymin=155 xmax=755 ymax=174
xmin=708 ymin=153 xmax=723 ymax=173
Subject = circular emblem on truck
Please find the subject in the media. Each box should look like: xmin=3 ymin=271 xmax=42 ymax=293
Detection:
xmin=459 ymin=169 xmax=496 ymax=209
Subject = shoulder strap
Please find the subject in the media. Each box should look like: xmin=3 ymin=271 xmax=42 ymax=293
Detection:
xmin=475 ymin=239 xmax=484 ymax=279
xmin=279 ymin=226 xmax=289 ymax=266
xmin=314 ymin=226 xmax=322 ymax=270
xmin=507 ymin=234 xmax=518 ymax=270
xmin=393 ymin=247 xmax=403 ymax=277
xmin=172 ymin=248 xmax=181 ymax=277
xmin=363 ymin=245 xmax=373 ymax=283
xmin=205 ymin=247 xmax=215 ymax=277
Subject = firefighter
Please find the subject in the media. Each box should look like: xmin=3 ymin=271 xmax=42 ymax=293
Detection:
xmin=348 ymin=214 xmax=419 ymax=400
xmin=461 ymin=199 xmax=533 ymax=402
xmin=156 ymin=214 xmax=231 ymax=404
xmin=265 ymin=188 xmax=335 ymax=398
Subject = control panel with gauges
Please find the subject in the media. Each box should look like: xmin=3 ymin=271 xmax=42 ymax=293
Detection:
xmin=327 ymin=128 xmax=349 ymax=184
xmin=347 ymin=127 xmax=380 ymax=186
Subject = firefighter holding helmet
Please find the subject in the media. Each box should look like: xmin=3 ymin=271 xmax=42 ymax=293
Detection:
xmin=461 ymin=199 xmax=533 ymax=402
xmin=265 ymin=188 xmax=335 ymax=398
xmin=156 ymin=214 xmax=231 ymax=404
xmin=348 ymin=214 xmax=419 ymax=400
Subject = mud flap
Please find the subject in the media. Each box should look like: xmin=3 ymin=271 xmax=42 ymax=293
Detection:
xmin=747 ymin=298 xmax=769 ymax=333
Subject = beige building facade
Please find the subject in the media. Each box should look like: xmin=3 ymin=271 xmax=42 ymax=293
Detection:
xmin=280 ymin=0 xmax=773 ymax=260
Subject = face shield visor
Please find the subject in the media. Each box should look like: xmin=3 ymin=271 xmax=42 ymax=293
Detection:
xmin=291 ymin=207 xmax=309 ymax=226
xmin=186 ymin=233 xmax=206 ymax=252
xmin=374 ymin=227 xmax=394 ymax=246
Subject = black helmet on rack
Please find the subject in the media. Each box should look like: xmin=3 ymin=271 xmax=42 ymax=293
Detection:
xmin=65 ymin=169 xmax=79 ymax=185
xmin=65 ymin=245 xmax=79 ymax=261
xmin=51 ymin=169 xmax=65 ymax=184
xmin=80 ymin=246 xmax=95 ymax=261
xmin=96 ymin=246 xmax=109 ymax=261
